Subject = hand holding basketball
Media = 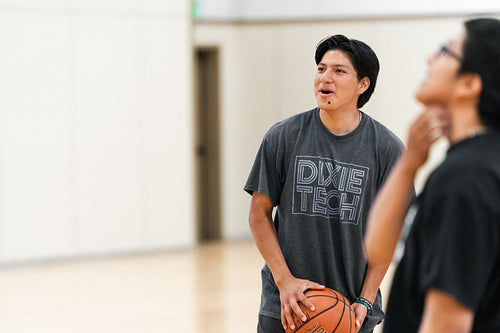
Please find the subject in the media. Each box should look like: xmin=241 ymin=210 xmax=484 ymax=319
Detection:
xmin=351 ymin=301 xmax=368 ymax=332
xmin=284 ymin=288 xmax=355 ymax=333
xmin=276 ymin=276 xmax=325 ymax=331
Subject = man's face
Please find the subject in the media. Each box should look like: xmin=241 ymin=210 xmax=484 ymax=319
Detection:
xmin=313 ymin=49 xmax=367 ymax=112
xmin=416 ymin=30 xmax=465 ymax=105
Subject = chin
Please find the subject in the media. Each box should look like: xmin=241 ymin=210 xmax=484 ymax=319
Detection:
xmin=316 ymin=99 xmax=330 ymax=110
xmin=415 ymin=93 xmax=426 ymax=105
xmin=415 ymin=88 xmax=432 ymax=105
xmin=319 ymin=103 xmax=335 ymax=112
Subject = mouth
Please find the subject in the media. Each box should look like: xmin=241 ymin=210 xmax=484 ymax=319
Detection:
xmin=320 ymin=89 xmax=334 ymax=95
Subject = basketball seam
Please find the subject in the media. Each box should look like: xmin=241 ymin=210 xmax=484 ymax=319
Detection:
xmin=293 ymin=293 xmax=351 ymax=333
xmin=332 ymin=298 xmax=346 ymax=333
xmin=293 ymin=305 xmax=338 ymax=332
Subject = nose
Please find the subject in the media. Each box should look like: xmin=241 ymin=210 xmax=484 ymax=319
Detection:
xmin=320 ymin=69 xmax=333 ymax=82
xmin=427 ymin=53 xmax=436 ymax=66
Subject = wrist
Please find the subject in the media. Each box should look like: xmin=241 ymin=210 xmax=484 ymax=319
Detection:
xmin=273 ymin=270 xmax=293 ymax=288
xmin=354 ymin=296 xmax=373 ymax=314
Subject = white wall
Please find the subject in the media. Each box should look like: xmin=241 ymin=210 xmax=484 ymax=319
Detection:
xmin=194 ymin=14 xmax=500 ymax=239
xmin=0 ymin=0 xmax=194 ymax=264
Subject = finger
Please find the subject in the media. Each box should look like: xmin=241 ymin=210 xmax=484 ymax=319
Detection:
xmin=281 ymin=307 xmax=287 ymax=330
xmin=421 ymin=113 xmax=444 ymax=142
xmin=306 ymin=282 xmax=325 ymax=290
xmin=427 ymin=106 xmax=449 ymax=129
xmin=427 ymin=127 xmax=442 ymax=141
xmin=355 ymin=312 xmax=363 ymax=329
xmin=284 ymin=304 xmax=296 ymax=330
xmin=412 ymin=114 xmax=434 ymax=141
xmin=300 ymin=283 xmax=323 ymax=310
xmin=299 ymin=295 xmax=316 ymax=312
xmin=427 ymin=114 xmax=440 ymax=127
xmin=351 ymin=303 xmax=367 ymax=330
xmin=291 ymin=300 xmax=307 ymax=323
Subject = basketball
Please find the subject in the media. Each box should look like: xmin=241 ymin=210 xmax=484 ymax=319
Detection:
xmin=285 ymin=288 xmax=355 ymax=333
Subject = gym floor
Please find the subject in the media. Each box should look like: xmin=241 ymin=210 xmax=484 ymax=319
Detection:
xmin=0 ymin=241 xmax=392 ymax=332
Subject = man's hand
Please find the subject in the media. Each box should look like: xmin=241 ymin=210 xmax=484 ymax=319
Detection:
xmin=403 ymin=105 xmax=451 ymax=172
xmin=351 ymin=302 xmax=368 ymax=333
xmin=276 ymin=276 xmax=325 ymax=331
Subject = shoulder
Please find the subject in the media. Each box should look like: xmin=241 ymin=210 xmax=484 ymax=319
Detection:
xmin=442 ymin=133 xmax=500 ymax=176
xmin=363 ymin=113 xmax=405 ymax=156
xmin=366 ymin=114 xmax=403 ymax=145
xmin=264 ymin=108 xmax=317 ymax=142
xmin=428 ymin=136 xmax=500 ymax=199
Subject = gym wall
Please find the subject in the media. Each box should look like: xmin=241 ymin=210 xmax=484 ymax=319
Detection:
xmin=194 ymin=14 xmax=500 ymax=239
xmin=0 ymin=0 xmax=194 ymax=264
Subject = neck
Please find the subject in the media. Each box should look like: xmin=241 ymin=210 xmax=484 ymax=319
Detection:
xmin=448 ymin=104 xmax=485 ymax=143
xmin=319 ymin=108 xmax=361 ymax=135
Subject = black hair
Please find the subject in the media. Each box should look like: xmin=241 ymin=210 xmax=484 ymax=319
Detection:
xmin=460 ymin=18 xmax=500 ymax=131
xmin=315 ymin=34 xmax=380 ymax=108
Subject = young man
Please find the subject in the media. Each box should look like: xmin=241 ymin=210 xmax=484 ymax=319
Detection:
xmin=365 ymin=18 xmax=500 ymax=332
xmin=244 ymin=35 xmax=404 ymax=333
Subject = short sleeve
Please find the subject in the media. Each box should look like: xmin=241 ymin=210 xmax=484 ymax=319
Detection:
xmin=419 ymin=185 xmax=499 ymax=310
xmin=379 ymin=133 xmax=404 ymax=187
xmin=244 ymin=131 xmax=284 ymax=206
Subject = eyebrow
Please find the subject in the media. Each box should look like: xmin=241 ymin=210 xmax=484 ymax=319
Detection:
xmin=318 ymin=62 xmax=351 ymax=69
xmin=447 ymin=39 xmax=460 ymax=49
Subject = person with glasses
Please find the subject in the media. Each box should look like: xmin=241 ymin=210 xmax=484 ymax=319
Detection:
xmin=364 ymin=18 xmax=500 ymax=332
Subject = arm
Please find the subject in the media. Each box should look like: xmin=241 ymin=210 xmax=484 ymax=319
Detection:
xmin=352 ymin=138 xmax=418 ymax=332
xmin=249 ymin=191 xmax=324 ymax=331
xmin=364 ymin=153 xmax=417 ymax=267
xmin=365 ymin=106 xmax=450 ymax=268
xmin=418 ymin=289 xmax=474 ymax=333
xmin=359 ymin=107 xmax=451 ymax=331
xmin=352 ymin=155 xmax=417 ymax=331
xmin=350 ymin=263 xmax=387 ymax=332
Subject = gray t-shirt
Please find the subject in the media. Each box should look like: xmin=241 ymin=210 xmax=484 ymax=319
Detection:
xmin=244 ymin=108 xmax=403 ymax=332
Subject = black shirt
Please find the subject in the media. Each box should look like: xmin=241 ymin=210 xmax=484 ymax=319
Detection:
xmin=383 ymin=131 xmax=500 ymax=333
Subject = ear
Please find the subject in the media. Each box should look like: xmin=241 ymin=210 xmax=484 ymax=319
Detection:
xmin=358 ymin=77 xmax=370 ymax=95
xmin=456 ymin=73 xmax=482 ymax=99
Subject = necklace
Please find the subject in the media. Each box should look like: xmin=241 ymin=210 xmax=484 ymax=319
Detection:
xmin=466 ymin=126 xmax=487 ymax=139
xmin=320 ymin=109 xmax=362 ymax=135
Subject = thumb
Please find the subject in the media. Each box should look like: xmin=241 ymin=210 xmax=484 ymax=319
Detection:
xmin=308 ymin=281 xmax=325 ymax=290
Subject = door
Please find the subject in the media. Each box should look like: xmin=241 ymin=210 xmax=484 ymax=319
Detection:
xmin=194 ymin=47 xmax=221 ymax=242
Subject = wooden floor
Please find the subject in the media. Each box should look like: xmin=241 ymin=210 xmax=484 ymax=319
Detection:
xmin=0 ymin=241 xmax=393 ymax=333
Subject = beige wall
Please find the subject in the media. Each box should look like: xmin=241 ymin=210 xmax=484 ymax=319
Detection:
xmin=194 ymin=14 xmax=500 ymax=239
xmin=0 ymin=0 xmax=194 ymax=264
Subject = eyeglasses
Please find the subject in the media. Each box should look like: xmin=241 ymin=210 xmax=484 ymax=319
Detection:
xmin=438 ymin=45 xmax=462 ymax=62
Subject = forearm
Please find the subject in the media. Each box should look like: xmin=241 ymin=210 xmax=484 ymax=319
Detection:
xmin=249 ymin=194 xmax=292 ymax=285
xmin=250 ymin=218 xmax=292 ymax=284
xmin=358 ymin=262 xmax=388 ymax=304
xmin=249 ymin=193 xmax=326 ymax=330
xmin=365 ymin=153 xmax=417 ymax=267
xmin=350 ymin=262 xmax=388 ymax=331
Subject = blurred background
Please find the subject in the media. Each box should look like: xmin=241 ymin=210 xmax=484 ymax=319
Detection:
xmin=0 ymin=0 xmax=499 ymax=332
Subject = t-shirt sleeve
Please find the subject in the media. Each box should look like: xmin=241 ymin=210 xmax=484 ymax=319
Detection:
xmin=419 ymin=184 xmax=499 ymax=310
xmin=379 ymin=134 xmax=404 ymax=186
xmin=243 ymin=130 xmax=284 ymax=206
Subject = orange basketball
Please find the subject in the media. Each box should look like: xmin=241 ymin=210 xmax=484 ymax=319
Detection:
xmin=285 ymin=288 xmax=355 ymax=333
